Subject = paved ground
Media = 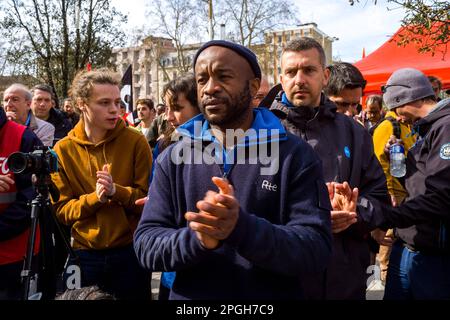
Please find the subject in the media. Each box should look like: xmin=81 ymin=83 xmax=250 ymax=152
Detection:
xmin=151 ymin=272 xmax=385 ymax=300
xmin=151 ymin=272 xmax=161 ymax=300
xmin=366 ymin=280 xmax=385 ymax=300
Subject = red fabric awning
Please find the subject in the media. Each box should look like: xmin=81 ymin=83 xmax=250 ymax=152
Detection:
xmin=354 ymin=25 xmax=449 ymax=95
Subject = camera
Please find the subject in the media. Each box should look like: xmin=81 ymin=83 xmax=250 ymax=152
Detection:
xmin=7 ymin=146 xmax=58 ymax=175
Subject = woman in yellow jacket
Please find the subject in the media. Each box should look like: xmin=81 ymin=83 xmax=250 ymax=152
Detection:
xmin=51 ymin=68 xmax=152 ymax=299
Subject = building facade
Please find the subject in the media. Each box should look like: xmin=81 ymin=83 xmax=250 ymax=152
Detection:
xmin=257 ymin=23 xmax=336 ymax=86
xmin=111 ymin=23 xmax=335 ymax=104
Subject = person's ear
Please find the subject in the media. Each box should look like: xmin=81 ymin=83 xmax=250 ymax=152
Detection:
xmin=249 ymin=78 xmax=261 ymax=98
xmin=323 ymin=67 xmax=330 ymax=87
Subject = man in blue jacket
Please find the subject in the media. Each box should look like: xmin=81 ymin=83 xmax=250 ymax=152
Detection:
xmin=134 ymin=40 xmax=333 ymax=300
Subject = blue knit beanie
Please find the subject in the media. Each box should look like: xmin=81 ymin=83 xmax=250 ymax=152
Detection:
xmin=193 ymin=40 xmax=262 ymax=79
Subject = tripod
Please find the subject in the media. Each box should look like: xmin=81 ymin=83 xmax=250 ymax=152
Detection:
xmin=21 ymin=173 xmax=77 ymax=300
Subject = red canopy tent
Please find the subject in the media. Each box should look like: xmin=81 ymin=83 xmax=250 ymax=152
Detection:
xmin=354 ymin=26 xmax=449 ymax=95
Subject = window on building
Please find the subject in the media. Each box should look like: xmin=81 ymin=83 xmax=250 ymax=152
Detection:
xmin=172 ymin=57 xmax=177 ymax=66
xmin=278 ymin=36 xmax=282 ymax=43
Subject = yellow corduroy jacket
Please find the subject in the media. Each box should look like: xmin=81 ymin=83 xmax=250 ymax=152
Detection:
xmin=372 ymin=111 xmax=416 ymax=199
xmin=51 ymin=118 xmax=152 ymax=250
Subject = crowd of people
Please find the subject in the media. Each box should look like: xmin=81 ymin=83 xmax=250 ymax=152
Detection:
xmin=0 ymin=36 xmax=449 ymax=301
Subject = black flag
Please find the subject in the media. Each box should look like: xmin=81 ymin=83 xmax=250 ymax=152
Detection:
xmin=120 ymin=64 xmax=133 ymax=113
xmin=120 ymin=64 xmax=138 ymax=125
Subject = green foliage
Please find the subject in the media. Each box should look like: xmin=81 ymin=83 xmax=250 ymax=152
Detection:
xmin=0 ymin=0 xmax=127 ymax=100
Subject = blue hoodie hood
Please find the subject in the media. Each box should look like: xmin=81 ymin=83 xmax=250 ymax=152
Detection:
xmin=177 ymin=107 xmax=287 ymax=146
xmin=176 ymin=107 xmax=287 ymax=177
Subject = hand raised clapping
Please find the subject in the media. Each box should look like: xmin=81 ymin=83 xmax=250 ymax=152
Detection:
xmin=184 ymin=177 xmax=239 ymax=250
xmin=326 ymin=181 xmax=359 ymax=234
xmin=96 ymin=164 xmax=116 ymax=203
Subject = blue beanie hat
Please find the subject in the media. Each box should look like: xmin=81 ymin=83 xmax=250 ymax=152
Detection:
xmin=193 ymin=40 xmax=262 ymax=79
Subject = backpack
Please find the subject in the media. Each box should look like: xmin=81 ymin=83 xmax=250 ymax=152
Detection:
xmin=369 ymin=116 xmax=401 ymax=139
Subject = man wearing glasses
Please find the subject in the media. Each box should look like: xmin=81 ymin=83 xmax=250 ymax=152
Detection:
xmin=325 ymin=62 xmax=366 ymax=119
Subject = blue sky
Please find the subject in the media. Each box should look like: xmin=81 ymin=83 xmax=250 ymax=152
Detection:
xmin=112 ymin=0 xmax=406 ymax=63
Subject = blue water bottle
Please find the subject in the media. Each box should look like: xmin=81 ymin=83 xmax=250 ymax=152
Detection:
xmin=390 ymin=139 xmax=406 ymax=178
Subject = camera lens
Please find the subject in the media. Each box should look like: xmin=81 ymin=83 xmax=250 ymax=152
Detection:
xmin=7 ymin=152 xmax=29 ymax=174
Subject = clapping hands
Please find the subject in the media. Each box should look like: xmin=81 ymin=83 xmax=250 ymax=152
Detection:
xmin=96 ymin=164 xmax=116 ymax=203
xmin=184 ymin=177 xmax=239 ymax=250
xmin=327 ymin=181 xmax=359 ymax=234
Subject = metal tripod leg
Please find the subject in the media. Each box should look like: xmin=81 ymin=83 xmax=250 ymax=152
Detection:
xmin=21 ymin=196 xmax=42 ymax=300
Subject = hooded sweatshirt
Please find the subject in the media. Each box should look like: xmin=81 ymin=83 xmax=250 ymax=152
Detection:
xmin=52 ymin=118 xmax=152 ymax=250
xmin=134 ymin=108 xmax=332 ymax=300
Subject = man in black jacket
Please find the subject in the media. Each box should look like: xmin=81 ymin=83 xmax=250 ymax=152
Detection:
xmin=31 ymin=84 xmax=72 ymax=146
xmin=378 ymin=68 xmax=450 ymax=299
xmin=271 ymin=37 xmax=389 ymax=299
xmin=0 ymin=106 xmax=42 ymax=299
xmin=335 ymin=68 xmax=450 ymax=299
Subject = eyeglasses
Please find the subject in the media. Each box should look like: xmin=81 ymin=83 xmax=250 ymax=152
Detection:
xmin=333 ymin=101 xmax=361 ymax=110
xmin=381 ymin=84 xmax=411 ymax=93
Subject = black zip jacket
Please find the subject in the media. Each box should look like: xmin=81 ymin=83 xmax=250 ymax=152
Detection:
xmin=47 ymin=107 xmax=72 ymax=146
xmin=379 ymin=99 xmax=450 ymax=254
xmin=271 ymin=92 xmax=389 ymax=299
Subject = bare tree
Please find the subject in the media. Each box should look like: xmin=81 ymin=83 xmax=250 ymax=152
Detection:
xmin=219 ymin=0 xmax=300 ymax=46
xmin=147 ymin=0 xmax=203 ymax=75
xmin=0 ymin=0 xmax=127 ymax=100
xmin=144 ymin=0 xmax=299 ymax=80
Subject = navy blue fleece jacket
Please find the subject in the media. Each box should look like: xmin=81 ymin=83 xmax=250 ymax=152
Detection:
xmin=134 ymin=108 xmax=332 ymax=299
